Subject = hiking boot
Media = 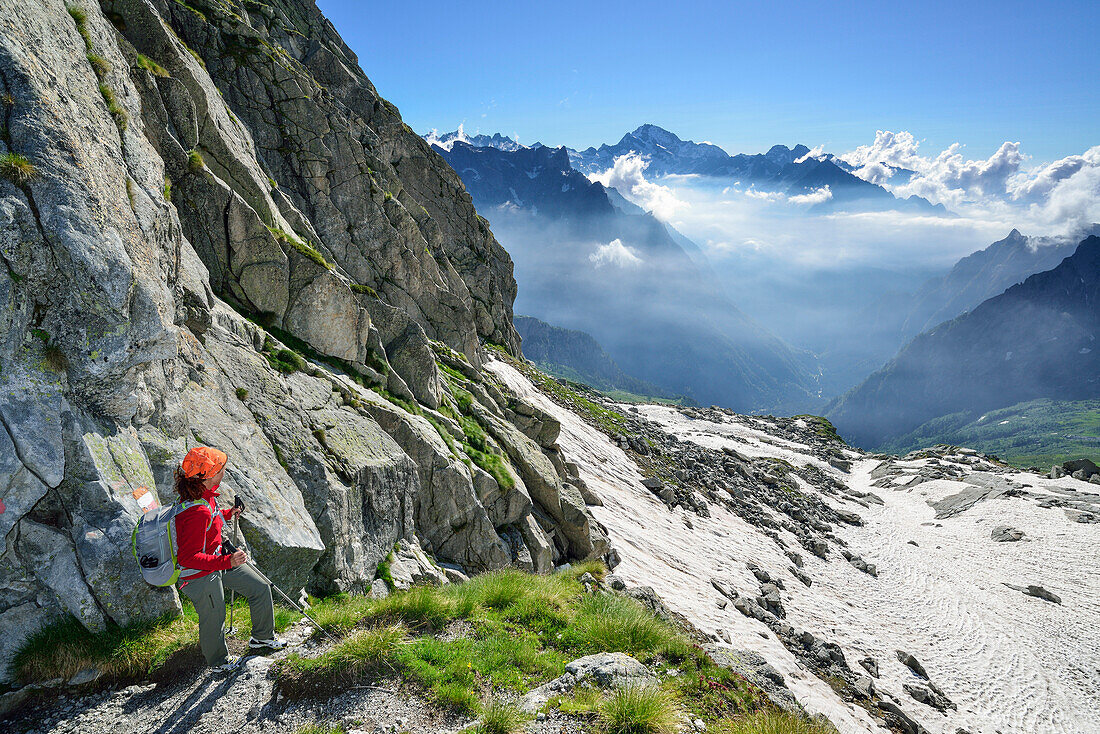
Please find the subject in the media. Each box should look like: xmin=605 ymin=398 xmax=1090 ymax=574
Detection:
xmin=249 ymin=636 xmax=287 ymax=650
xmin=210 ymin=655 xmax=242 ymax=674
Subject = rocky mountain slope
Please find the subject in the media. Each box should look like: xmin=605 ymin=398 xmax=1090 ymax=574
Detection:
xmin=0 ymin=0 xmax=611 ymax=680
xmin=828 ymin=236 xmax=1100 ymax=449
xmin=433 ymin=138 xmax=821 ymax=413
xmin=513 ymin=315 xmax=677 ymax=399
xmin=488 ymin=355 xmax=1100 ymax=734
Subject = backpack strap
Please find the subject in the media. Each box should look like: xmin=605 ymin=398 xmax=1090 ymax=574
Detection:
xmin=174 ymin=500 xmax=221 ymax=581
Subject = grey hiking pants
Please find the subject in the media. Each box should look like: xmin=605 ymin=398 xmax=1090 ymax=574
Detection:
xmin=180 ymin=564 xmax=275 ymax=666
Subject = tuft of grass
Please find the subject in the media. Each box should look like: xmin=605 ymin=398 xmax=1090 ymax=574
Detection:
xmin=366 ymin=584 xmax=455 ymax=632
xmin=476 ymin=697 xmax=532 ymax=734
xmin=598 ymin=684 xmax=682 ymax=734
xmin=292 ymin=725 xmax=345 ymax=734
xmin=97 ymin=83 xmax=128 ymax=131
xmin=235 ymin=387 xmax=249 ymax=400
xmin=86 ymin=53 xmax=111 ymax=77
xmin=0 ymin=152 xmax=36 ymax=184
xmin=375 ymin=552 xmax=396 ymax=592
xmin=463 ymin=443 xmax=515 ymax=491
xmin=187 ymin=149 xmax=205 ymax=172
xmin=301 ymin=593 xmax=376 ymax=637
xmin=14 ymin=599 xmax=301 ymax=685
xmin=277 ymin=625 xmax=405 ymax=697
xmin=550 ymin=685 xmax=603 ymax=715
xmin=266 ymin=348 xmax=307 ymax=375
xmin=43 ymin=343 xmax=69 ymax=373
xmin=265 ymin=225 xmax=333 ymax=271
xmin=792 ymin=415 xmax=844 ymax=444
xmin=12 ymin=612 xmax=196 ymax=684
xmin=562 ymin=594 xmax=685 ymax=661
xmin=713 ymin=711 xmax=839 ymax=734
xmin=273 ymin=443 xmax=289 ymax=471
xmin=350 ymin=283 xmax=377 ymax=297
xmin=163 ymin=175 xmax=172 ymax=201
xmin=66 ymin=4 xmax=88 ymax=26
xmin=136 ymin=53 xmax=169 ymax=77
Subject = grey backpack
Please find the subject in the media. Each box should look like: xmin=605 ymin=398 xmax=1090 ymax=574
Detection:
xmin=131 ymin=500 xmax=210 ymax=587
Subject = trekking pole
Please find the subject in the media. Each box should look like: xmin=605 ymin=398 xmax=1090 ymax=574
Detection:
xmin=225 ymin=496 xmax=242 ymax=636
xmin=222 ymin=536 xmax=342 ymax=644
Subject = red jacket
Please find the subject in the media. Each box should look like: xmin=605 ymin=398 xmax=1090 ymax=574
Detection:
xmin=175 ymin=486 xmax=236 ymax=584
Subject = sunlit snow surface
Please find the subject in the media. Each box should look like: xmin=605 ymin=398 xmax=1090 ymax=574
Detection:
xmin=486 ymin=359 xmax=1100 ymax=734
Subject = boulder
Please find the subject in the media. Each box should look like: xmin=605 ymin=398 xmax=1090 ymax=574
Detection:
xmin=878 ymin=700 xmax=931 ymax=734
xmin=387 ymin=536 xmax=448 ymax=590
xmin=1002 ymin=584 xmax=1062 ymax=604
xmin=859 ymin=656 xmax=880 ymax=678
xmin=521 ymin=653 xmax=653 ymax=712
xmin=990 ymin=525 xmax=1026 ymax=542
xmin=904 ymin=682 xmax=956 ymax=712
xmin=1062 ymin=459 xmax=1099 ymax=479
xmin=704 ymin=646 xmax=801 ymax=713
xmin=897 ymin=650 xmax=930 ymax=679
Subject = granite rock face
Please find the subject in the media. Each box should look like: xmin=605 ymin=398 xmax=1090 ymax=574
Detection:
xmin=0 ymin=0 xmax=606 ymax=683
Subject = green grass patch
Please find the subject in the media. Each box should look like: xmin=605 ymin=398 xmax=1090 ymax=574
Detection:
xmin=437 ymin=361 xmax=469 ymax=383
xmin=350 ymin=283 xmax=377 ymax=297
xmin=266 ymin=225 xmax=333 ymax=270
xmin=561 ymin=594 xmax=691 ymax=662
xmin=12 ymin=597 xmax=299 ymax=685
xmin=598 ymin=684 xmax=682 ymax=734
xmin=187 ymin=149 xmax=205 ymax=172
xmin=136 ymin=53 xmax=169 ymax=77
xmin=292 ymin=724 xmax=345 ymax=734
xmin=277 ymin=625 xmax=405 ymax=697
xmin=235 ymin=387 xmax=249 ymax=400
xmin=879 ymin=398 xmax=1100 ymax=468
xmin=792 ymin=415 xmax=844 ymax=444
xmin=98 ymin=83 xmax=128 ymax=131
xmin=711 ymin=711 xmax=838 ymax=734
xmin=0 ymin=152 xmax=36 ymax=184
xmin=86 ymin=53 xmax=111 ymax=77
xmin=266 ymin=347 xmax=307 ymax=375
xmin=463 ymin=443 xmax=516 ymax=491
xmin=475 ymin=696 xmax=533 ymax=734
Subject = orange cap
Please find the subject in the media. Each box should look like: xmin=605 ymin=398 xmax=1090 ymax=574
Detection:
xmin=181 ymin=446 xmax=228 ymax=479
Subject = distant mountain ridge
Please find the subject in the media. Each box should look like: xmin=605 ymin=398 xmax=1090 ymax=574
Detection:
xmin=900 ymin=226 xmax=1097 ymax=336
xmin=430 ymin=135 xmax=821 ymax=412
xmin=424 ymin=128 xmax=524 ymax=152
xmin=828 ymin=236 xmax=1100 ymax=448
xmin=425 ymin=124 xmax=945 ymax=214
xmin=567 ymin=124 xmax=946 ymax=214
xmin=514 ymin=316 xmax=680 ymax=399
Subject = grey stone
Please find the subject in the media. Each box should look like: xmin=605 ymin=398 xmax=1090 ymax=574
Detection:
xmin=387 ymin=536 xmax=448 ymax=590
xmin=897 ymin=650 xmax=930 ymax=679
xmin=990 ymin=525 xmax=1026 ymax=542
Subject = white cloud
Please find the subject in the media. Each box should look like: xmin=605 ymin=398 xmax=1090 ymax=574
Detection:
xmin=787 ymin=186 xmax=833 ymax=205
xmin=738 ymin=185 xmax=832 ymax=205
xmin=588 ymin=154 xmax=688 ymax=220
xmin=588 ymin=239 xmax=644 ymax=268
xmin=836 ymin=132 xmax=1100 ymax=235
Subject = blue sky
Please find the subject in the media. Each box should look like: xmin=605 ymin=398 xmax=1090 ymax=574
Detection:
xmin=316 ymin=0 xmax=1098 ymax=162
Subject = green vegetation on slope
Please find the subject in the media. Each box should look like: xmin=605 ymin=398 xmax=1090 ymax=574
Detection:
xmin=879 ymin=398 xmax=1100 ymax=468
xmin=11 ymin=595 xmax=300 ymax=684
xmin=14 ymin=563 xmax=827 ymax=733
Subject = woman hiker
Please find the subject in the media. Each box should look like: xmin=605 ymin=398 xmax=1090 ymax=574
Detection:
xmin=174 ymin=446 xmax=286 ymax=673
